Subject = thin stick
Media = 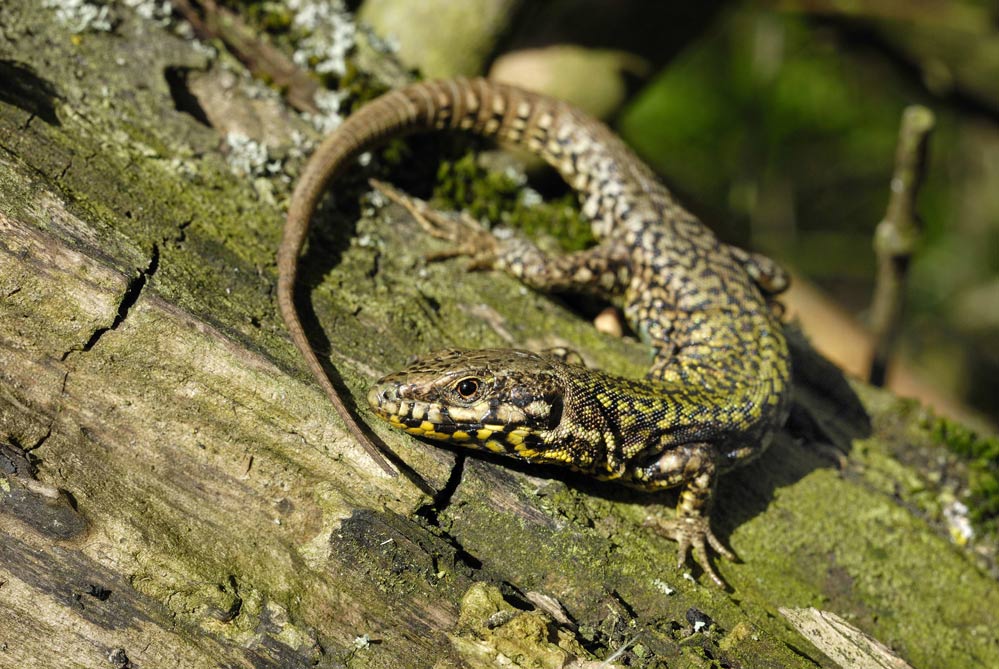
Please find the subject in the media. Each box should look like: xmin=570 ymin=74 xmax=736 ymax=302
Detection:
xmin=868 ymin=105 xmax=935 ymax=387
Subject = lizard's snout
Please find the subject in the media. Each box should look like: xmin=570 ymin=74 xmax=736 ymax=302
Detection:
xmin=367 ymin=380 xmax=419 ymax=416
xmin=367 ymin=383 xmax=397 ymax=409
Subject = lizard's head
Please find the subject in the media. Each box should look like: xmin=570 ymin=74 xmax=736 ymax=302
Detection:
xmin=367 ymin=348 xmax=567 ymax=457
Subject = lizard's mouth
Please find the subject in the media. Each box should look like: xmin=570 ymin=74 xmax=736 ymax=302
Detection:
xmin=366 ymin=380 xmax=546 ymax=456
xmin=366 ymin=380 xmax=451 ymax=421
xmin=367 ymin=381 xmax=469 ymax=441
xmin=366 ymin=380 xmax=404 ymax=416
xmin=367 ymin=382 xmax=443 ymax=430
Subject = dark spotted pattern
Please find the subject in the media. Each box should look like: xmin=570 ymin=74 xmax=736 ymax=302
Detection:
xmin=280 ymin=78 xmax=793 ymax=585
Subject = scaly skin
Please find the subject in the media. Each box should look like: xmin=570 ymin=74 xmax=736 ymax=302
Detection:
xmin=279 ymin=78 xmax=792 ymax=585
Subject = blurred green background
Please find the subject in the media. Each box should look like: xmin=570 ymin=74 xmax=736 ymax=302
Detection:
xmin=615 ymin=4 xmax=998 ymax=423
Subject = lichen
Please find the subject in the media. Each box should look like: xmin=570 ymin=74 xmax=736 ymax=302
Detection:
xmin=42 ymin=0 xmax=115 ymax=33
xmin=287 ymin=0 xmax=356 ymax=78
xmin=302 ymin=88 xmax=348 ymax=134
xmin=43 ymin=0 xmax=175 ymax=35
xmin=122 ymin=0 xmax=173 ymax=26
xmin=450 ymin=582 xmax=603 ymax=668
xmin=223 ymin=131 xmax=280 ymax=178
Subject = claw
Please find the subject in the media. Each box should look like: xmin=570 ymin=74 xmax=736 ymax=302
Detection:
xmin=370 ymin=178 xmax=456 ymax=241
xmin=426 ymin=246 xmax=475 ymax=262
xmin=645 ymin=514 xmax=735 ymax=588
xmin=369 ymin=178 xmax=499 ymax=268
xmin=464 ymin=255 xmax=496 ymax=272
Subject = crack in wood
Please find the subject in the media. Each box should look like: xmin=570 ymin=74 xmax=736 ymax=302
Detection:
xmin=63 ymin=244 xmax=161 ymax=361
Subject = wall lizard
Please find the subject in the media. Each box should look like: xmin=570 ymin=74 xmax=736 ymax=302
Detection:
xmin=278 ymin=78 xmax=792 ymax=585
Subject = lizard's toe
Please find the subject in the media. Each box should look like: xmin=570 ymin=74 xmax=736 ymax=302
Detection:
xmin=369 ymin=178 xmax=499 ymax=267
xmin=646 ymin=514 xmax=734 ymax=588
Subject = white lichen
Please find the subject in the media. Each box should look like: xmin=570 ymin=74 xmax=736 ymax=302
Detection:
xmin=43 ymin=0 xmax=115 ymax=33
xmin=367 ymin=188 xmax=388 ymax=209
xmin=224 ymin=131 xmax=271 ymax=178
xmin=360 ymin=188 xmax=389 ymax=219
xmin=287 ymin=130 xmax=314 ymax=162
xmin=519 ymin=187 xmax=543 ymax=207
xmin=943 ymin=499 xmax=974 ymax=545
xmin=303 ymin=88 xmax=348 ymax=134
xmin=651 ymin=578 xmax=676 ymax=596
xmin=45 ymin=0 xmax=175 ymax=33
xmin=502 ymin=164 xmax=528 ymax=186
xmin=169 ymin=157 xmax=198 ymax=180
xmin=288 ymin=0 xmax=356 ymax=77
xmin=120 ymin=0 xmax=172 ymax=26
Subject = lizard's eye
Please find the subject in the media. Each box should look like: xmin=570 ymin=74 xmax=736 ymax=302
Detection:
xmin=454 ymin=378 xmax=481 ymax=399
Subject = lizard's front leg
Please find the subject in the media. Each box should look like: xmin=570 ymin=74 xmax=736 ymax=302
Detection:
xmin=370 ymin=179 xmax=632 ymax=299
xmin=636 ymin=441 xmax=736 ymax=587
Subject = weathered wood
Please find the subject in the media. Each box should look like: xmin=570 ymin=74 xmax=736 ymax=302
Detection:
xmin=2 ymin=3 xmax=997 ymax=668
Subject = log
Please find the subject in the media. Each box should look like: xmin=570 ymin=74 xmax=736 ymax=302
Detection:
xmin=1 ymin=4 xmax=996 ymax=668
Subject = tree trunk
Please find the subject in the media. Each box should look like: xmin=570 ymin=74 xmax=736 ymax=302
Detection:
xmin=1 ymin=4 xmax=996 ymax=668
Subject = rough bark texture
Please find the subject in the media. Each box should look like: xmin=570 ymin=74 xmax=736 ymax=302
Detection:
xmin=1 ymin=4 xmax=997 ymax=668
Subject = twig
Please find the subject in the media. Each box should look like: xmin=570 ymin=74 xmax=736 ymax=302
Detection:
xmin=170 ymin=0 xmax=319 ymax=114
xmin=868 ymin=105 xmax=934 ymax=387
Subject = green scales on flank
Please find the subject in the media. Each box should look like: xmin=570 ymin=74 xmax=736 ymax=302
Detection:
xmin=278 ymin=78 xmax=792 ymax=586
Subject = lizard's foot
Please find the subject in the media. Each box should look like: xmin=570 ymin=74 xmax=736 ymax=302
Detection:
xmin=645 ymin=514 xmax=736 ymax=588
xmin=541 ymin=346 xmax=586 ymax=366
xmin=369 ymin=179 xmax=499 ymax=269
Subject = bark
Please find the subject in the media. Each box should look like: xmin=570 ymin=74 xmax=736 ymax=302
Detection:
xmin=1 ymin=4 xmax=997 ymax=668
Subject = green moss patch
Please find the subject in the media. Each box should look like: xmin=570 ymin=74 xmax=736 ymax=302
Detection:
xmin=433 ymin=152 xmax=594 ymax=252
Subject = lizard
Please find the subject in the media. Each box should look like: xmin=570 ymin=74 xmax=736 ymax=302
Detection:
xmin=277 ymin=77 xmax=792 ymax=585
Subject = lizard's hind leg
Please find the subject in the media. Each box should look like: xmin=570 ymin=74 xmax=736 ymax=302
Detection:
xmin=637 ymin=441 xmax=736 ymax=587
xmin=726 ymin=245 xmax=789 ymax=297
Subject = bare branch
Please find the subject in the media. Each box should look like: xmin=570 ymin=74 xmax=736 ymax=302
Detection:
xmin=868 ymin=105 xmax=935 ymax=386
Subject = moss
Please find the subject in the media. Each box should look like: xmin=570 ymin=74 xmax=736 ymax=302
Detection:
xmin=450 ymin=582 xmax=598 ymax=667
xmin=436 ymin=459 xmax=824 ymax=668
xmin=240 ymin=1 xmax=294 ymax=33
xmin=339 ymin=61 xmax=392 ymax=110
xmin=721 ymin=429 xmax=999 ymax=669
xmin=927 ymin=416 xmax=999 ymax=528
xmin=432 ymin=152 xmax=595 ymax=252
xmin=849 ymin=385 xmax=998 ymax=566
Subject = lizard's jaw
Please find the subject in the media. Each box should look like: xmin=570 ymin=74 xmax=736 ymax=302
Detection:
xmin=367 ymin=378 xmax=549 ymax=457
xmin=366 ymin=382 xmax=459 ymax=439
